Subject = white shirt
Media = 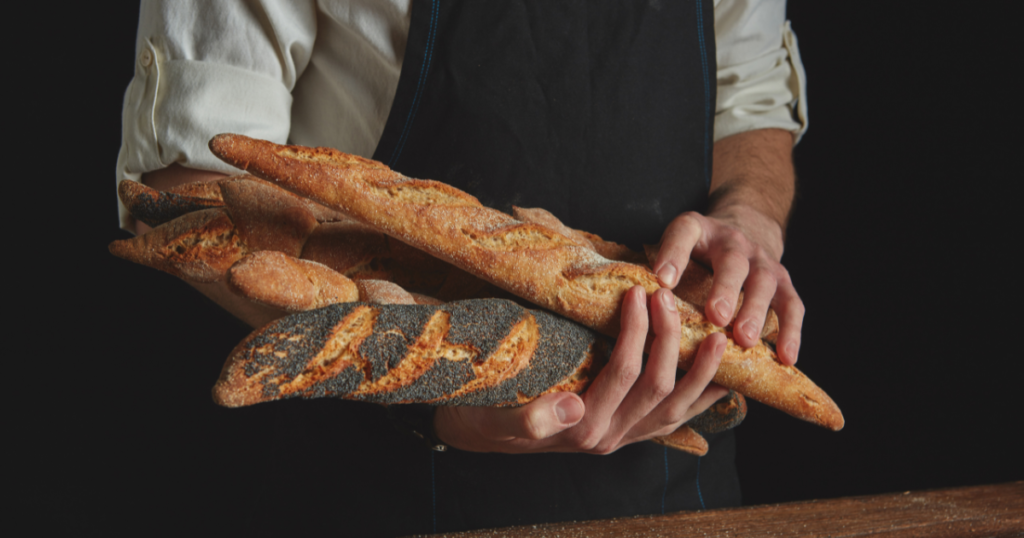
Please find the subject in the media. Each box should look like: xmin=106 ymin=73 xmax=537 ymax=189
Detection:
xmin=117 ymin=0 xmax=808 ymax=231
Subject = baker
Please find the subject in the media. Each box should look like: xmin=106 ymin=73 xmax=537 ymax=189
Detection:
xmin=117 ymin=1 xmax=808 ymax=535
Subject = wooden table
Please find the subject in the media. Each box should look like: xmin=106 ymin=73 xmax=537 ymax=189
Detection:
xmin=411 ymin=482 xmax=1023 ymax=537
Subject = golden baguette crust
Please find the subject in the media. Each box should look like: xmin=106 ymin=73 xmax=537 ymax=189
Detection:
xmin=209 ymin=133 xmax=843 ymax=431
xmin=650 ymin=426 xmax=708 ymax=456
xmin=118 ymin=175 xmax=349 ymax=228
xmin=213 ymin=300 xmax=606 ymax=409
xmin=218 ymin=177 xmax=319 ymax=257
xmin=356 ymin=279 xmax=417 ymax=305
xmin=228 ymin=251 xmax=359 ymax=312
xmin=109 ymin=208 xmax=247 ymax=283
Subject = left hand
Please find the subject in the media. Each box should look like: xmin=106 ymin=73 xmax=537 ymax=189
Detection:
xmin=651 ymin=205 xmax=803 ymax=365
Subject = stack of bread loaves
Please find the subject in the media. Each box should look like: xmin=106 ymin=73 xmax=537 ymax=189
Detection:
xmin=109 ymin=134 xmax=843 ymax=456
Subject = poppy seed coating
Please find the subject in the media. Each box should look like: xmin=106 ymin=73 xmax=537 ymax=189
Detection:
xmin=687 ymin=390 xmax=747 ymax=435
xmin=126 ymin=188 xmax=224 ymax=227
xmin=237 ymin=303 xmax=360 ymax=397
xmin=225 ymin=300 xmax=604 ymax=407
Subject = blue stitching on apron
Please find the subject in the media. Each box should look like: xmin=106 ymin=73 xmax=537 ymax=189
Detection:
xmin=661 ymin=446 xmax=669 ymax=514
xmin=696 ymin=456 xmax=706 ymax=509
xmin=695 ymin=0 xmax=711 ymax=189
xmin=390 ymin=0 xmax=441 ymax=167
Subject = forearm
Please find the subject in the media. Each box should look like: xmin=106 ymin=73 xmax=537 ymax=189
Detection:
xmin=137 ymin=164 xmax=286 ymax=329
xmin=708 ymin=128 xmax=796 ymax=261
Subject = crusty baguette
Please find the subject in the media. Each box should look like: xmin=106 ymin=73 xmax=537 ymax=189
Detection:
xmin=118 ymin=175 xmax=349 ymax=228
xmin=687 ymin=390 xmax=747 ymax=435
xmin=209 ymin=133 xmax=843 ymax=431
xmin=118 ymin=179 xmax=225 ymax=227
xmin=108 ymin=208 xmax=247 ymax=283
xmin=213 ymin=300 xmax=606 ymax=408
xmin=112 ymin=185 xmax=456 ymax=293
xmin=229 ymin=251 xmax=360 ymax=311
xmin=650 ymin=426 xmax=709 ymax=456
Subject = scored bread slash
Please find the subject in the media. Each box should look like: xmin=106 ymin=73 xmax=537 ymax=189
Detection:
xmin=212 ymin=300 xmax=607 ymax=408
xmin=109 ymin=208 xmax=247 ymax=283
xmin=208 ymin=133 xmax=844 ymax=431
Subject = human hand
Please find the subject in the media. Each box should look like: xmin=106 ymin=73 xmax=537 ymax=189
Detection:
xmin=433 ymin=286 xmax=729 ymax=454
xmin=651 ymin=206 xmax=803 ymax=365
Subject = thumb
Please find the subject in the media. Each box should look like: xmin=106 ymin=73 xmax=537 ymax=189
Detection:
xmin=479 ymin=393 xmax=585 ymax=441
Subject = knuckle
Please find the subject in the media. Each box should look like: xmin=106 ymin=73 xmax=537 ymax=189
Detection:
xmin=647 ymin=380 xmax=675 ymax=402
xmin=721 ymin=228 xmax=747 ymax=246
xmin=662 ymin=408 xmax=688 ymax=426
xmin=518 ymin=411 xmax=547 ymax=440
xmin=615 ymin=361 xmax=642 ymax=384
xmin=573 ymin=429 xmax=604 ymax=452
xmin=675 ymin=212 xmax=702 ymax=230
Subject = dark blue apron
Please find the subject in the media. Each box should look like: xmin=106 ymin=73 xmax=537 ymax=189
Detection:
xmin=366 ymin=0 xmax=741 ymax=534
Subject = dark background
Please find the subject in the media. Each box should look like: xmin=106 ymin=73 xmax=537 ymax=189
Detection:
xmin=21 ymin=0 xmax=1021 ymax=534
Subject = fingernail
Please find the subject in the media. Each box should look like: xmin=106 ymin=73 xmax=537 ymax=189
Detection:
xmin=785 ymin=342 xmax=799 ymax=363
xmin=555 ymin=398 xmax=584 ymax=424
xmin=657 ymin=263 xmax=677 ymax=287
xmin=742 ymin=321 xmax=757 ymax=342
xmin=715 ymin=299 xmax=732 ymax=321
xmin=715 ymin=337 xmax=727 ymax=357
xmin=661 ymin=290 xmax=677 ymax=312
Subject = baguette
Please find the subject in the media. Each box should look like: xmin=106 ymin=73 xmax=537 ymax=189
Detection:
xmin=108 ymin=208 xmax=246 ymax=283
xmin=687 ymin=390 xmax=747 ymax=435
xmin=228 ymin=251 xmax=359 ymax=311
xmin=228 ymin=251 xmax=443 ymax=311
xmin=118 ymin=175 xmax=348 ymax=227
xmin=209 ymin=133 xmax=843 ymax=431
xmin=650 ymin=426 xmax=708 ymax=456
xmin=213 ymin=300 xmax=606 ymax=408
xmin=111 ymin=184 xmax=453 ymax=293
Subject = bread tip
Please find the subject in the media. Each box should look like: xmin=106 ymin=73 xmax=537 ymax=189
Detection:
xmin=830 ymin=412 xmax=845 ymax=432
xmin=107 ymin=238 xmax=138 ymax=261
xmin=211 ymin=383 xmax=246 ymax=408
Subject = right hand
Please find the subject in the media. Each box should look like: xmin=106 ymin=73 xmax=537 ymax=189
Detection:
xmin=433 ymin=286 xmax=729 ymax=454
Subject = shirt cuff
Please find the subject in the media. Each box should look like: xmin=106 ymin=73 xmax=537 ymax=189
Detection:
xmin=116 ymin=38 xmax=293 ymax=232
xmin=714 ymin=21 xmax=808 ymax=145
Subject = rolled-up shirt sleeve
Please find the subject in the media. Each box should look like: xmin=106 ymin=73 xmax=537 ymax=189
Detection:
xmin=714 ymin=0 xmax=808 ymax=144
xmin=116 ymin=0 xmax=316 ymax=231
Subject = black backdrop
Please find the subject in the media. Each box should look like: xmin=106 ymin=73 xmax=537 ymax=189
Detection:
xmin=21 ymin=1 xmax=1022 ymax=534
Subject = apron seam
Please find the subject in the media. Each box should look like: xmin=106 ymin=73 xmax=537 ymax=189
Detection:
xmin=390 ymin=0 xmax=441 ymax=167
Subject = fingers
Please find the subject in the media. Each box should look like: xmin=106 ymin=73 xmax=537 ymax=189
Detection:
xmin=575 ymin=286 xmax=648 ymax=426
xmin=653 ymin=213 xmax=704 ymax=288
xmin=476 ymin=392 xmax=586 ymax=441
xmin=628 ymin=332 xmax=728 ymax=439
xmin=434 ymin=392 xmax=585 ymax=453
xmin=731 ymin=263 xmax=777 ymax=348
xmin=770 ymin=270 xmax=805 ymax=365
xmin=609 ymin=289 xmax=681 ymax=438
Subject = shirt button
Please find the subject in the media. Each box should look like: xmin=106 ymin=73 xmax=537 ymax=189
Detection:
xmin=139 ymin=49 xmax=153 ymax=67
